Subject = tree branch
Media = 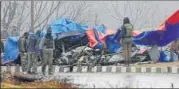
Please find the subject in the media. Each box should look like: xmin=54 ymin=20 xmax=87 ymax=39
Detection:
xmin=34 ymin=1 xmax=61 ymax=29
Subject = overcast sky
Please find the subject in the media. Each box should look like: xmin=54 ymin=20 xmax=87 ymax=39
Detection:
xmin=90 ymin=1 xmax=179 ymax=29
xmin=2 ymin=1 xmax=179 ymax=34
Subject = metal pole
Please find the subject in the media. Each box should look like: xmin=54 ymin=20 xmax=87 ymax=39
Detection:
xmin=31 ymin=0 xmax=34 ymax=32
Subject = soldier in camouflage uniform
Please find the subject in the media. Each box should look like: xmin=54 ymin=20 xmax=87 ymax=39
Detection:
xmin=120 ymin=17 xmax=133 ymax=66
xmin=0 ymin=40 xmax=4 ymax=64
xmin=0 ymin=40 xmax=4 ymax=53
xmin=26 ymin=30 xmax=41 ymax=74
xmin=170 ymin=39 xmax=179 ymax=62
xmin=18 ymin=32 xmax=29 ymax=72
xmin=39 ymin=27 xmax=55 ymax=75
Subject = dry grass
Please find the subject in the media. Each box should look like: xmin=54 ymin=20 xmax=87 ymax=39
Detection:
xmin=1 ymin=71 xmax=78 ymax=88
xmin=134 ymin=61 xmax=179 ymax=68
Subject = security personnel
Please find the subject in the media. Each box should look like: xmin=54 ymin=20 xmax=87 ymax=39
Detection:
xmin=18 ymin=32 xmax=29 ymax=72
xmin=39 ymin=27 xmax=55 ymax=75
xmin=170 ymin=39 xmax=179 ymax=62
xmin=36 ymin=30 xmax=42 ymax=64
xmin=0 ymin=40 xmax=4 ymax=64
xmin=26 ymin=30 xmax=41 ymax=74
xmin=120 ymin=17 xmax=133 ymax=66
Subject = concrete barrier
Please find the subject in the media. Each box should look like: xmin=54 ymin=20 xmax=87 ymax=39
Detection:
xmin=1 ymin=66 xmax=179 ymax=74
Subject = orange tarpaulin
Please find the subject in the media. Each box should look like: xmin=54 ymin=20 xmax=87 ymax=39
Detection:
xmin=86 ymin=28 xmax=140 ymax=48
xmin=86 ymin=29 xmax=98 ymax=48
xmin=86 ymin=28 xmax=116 ymax=48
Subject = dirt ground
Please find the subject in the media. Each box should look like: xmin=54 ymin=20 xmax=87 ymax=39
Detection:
xmin=134 ymin=61 xmax=179 ymax=67
xmin=1 ymin=72 xmax=78 ymax=88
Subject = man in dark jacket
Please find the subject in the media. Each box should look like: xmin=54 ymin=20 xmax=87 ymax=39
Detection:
xmin=26 ymin=30 xmax=41 ymax=74
xmin=120 ymin=17 xmax=134 ymax=66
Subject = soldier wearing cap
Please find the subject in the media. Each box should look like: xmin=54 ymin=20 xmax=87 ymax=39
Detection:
xmin=39 ymin=27 xmax=55 ymax=75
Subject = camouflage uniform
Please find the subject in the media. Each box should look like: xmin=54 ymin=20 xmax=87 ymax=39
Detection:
xmin=120 ymin=17 xmax=133 ymax=66
xmin=18 ymin=32 xmax=29 ymax=72
xmin=170 ymin=39 xmax=179 ymax=62
xmin=39 ymin=28 xmax=55 ymax=75
xmin=0 ymin=40 xmax=4 ymax=53
xmin=0 ymin=40 xmax=4 ymax=64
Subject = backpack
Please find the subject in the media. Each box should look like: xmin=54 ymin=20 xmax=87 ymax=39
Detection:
xmin=124 ymin=23 xmax=133 ymax=37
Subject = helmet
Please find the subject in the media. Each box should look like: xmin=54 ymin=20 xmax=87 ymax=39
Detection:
xmin=123 ymin=17 xmax=130 ymax=24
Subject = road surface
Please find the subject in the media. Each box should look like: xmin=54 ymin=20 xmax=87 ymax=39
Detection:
xmin=51 ymin=73 xmax=179 ymax=88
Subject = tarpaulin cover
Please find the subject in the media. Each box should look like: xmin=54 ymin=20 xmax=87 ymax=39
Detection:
xmin=86 ymin=25 xmax=116 ymax=49
xmin=159 ymin=51 xmax=178 ymax=62
xmin=107 ymin=10 xmax=179 ymax=52
xmin=105 ymin=30 xmax=141 ymax=53
xmin=2 ymin=32 xmax=36 ymax=64
xmin=2 ymin=18 xmax=89 ymax=64
xmin=41 ymin=18 xmax=88 ymax=39
xmin=2 ymin=10 xmax=179 ymax=64
xmin=105 ymin=34 xmax=120 ymax=53
xmin=133 ymin=10 xmax=179 ymax=46
xmin=2 ymin=37 xmax=19 ymax=64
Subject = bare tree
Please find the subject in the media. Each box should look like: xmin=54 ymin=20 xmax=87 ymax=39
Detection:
xmin=94 ymin=13 xmax=100 ymax=26
xmin=2 ymin=1 xmax=17 ymax=31
xmin=2 ymin=1 xmax=31 ymax=35
xmin=1 ymin=1 xmax=94 ymax=36
xmin=61 ymin=1 xmax=94 ymax=24
xmin=28 ymin=1 xmax=94 ymax=30
xmin=107 ymin=1 xmax=158 ymax=30
xmin=33 ymin=1 xmax=63 ymax=30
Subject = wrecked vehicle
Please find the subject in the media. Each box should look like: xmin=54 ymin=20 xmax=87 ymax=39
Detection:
xmin=2 ymin=10 xmax=179 ymax=66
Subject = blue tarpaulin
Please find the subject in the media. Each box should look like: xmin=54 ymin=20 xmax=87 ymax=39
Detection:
xmin=133 ymin=10 xmax=179 ymax=46
xmin=108 ymin=10 xmax=179 ymax=52
xmin=2 ymin=18 xmax=89 ymax=64
xmin=106 ymin=20 xmax=179 ymax=52
xmin=105 ymin=35 xmax=121 ymax=53
xmin=41 ymin=18 xmax=88 ymax=39
xmin=159 ymin=51 xmax=178 ymax=62
xmin=105 ymin=29 xmax=121 ymax=53
xmin=2 ymin=37 xmax=19 ymax=64
xmin=92 ymin=25 xmax=108 ymax=49
xmin=133 ymin=23 xmax=179 ymax=46
xmin=2 ymin=10 xmax=179 ymax=64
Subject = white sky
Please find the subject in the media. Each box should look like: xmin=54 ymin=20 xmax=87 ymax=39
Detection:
xmin=2 ymin=1 xmax=179 ymax=34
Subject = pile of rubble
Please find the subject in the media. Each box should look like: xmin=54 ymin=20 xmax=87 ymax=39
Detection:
xmin=54 ymin=44 xmax=151 ymax=66
xmin=53 ymin=41 xmax=178 ymax=67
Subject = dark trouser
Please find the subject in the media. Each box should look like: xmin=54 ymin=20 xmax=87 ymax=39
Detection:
xmin=122 ymin=38 xmax=132 ymax=66
xmin=27 ymin=52 xmax=38 ymax=73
